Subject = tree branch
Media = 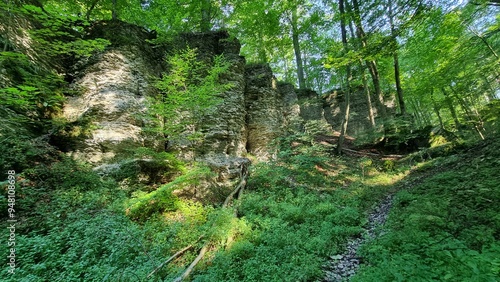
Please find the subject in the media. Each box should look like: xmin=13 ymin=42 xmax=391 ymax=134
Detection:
xmin=146 ymin=240 xmax=199 ymax=279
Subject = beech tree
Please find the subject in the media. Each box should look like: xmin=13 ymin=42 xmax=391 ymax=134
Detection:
xmin=336 ymin=0 xmax=352 ymax=154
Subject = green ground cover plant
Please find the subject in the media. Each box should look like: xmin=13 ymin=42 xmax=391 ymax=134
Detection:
xmin=352 ymin=137 xmax=500 ymax=281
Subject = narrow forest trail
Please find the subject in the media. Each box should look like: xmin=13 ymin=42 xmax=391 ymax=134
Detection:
xmin=321 ymin=151 xmax=447 ymax=281
xmin=322 ymin=194 xmax=394 ymax=281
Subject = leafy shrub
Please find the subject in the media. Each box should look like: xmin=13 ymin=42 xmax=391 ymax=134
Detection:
xmin=126 ymin=185 xmax=180 ymax=221
xmin=0 ymin=211 xmax=169 ymax=282
xmin=0 ymin=51 xmax=65 ymax=119
xmin=0 ymin=133 xmax=58 ymax=176
xmin=146 ymin=47 xmax=231 ymax=146
xmin=125 ymin=165 xmax=213 ymax=221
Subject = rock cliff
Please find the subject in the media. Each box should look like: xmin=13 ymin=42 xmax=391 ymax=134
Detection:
xmin=60 ymin=25 xmax=321 ymax=166
xmin=54 ymin=21 xmax=385 ymax=200
xmin=61 ymin=21 xmax=161 ymax=163
xmin=56 ymin=24 xmax=305 ymax=200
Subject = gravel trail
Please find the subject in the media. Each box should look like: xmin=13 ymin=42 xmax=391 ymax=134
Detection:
xmin=322 ymin=194 xmax=394 ymax=281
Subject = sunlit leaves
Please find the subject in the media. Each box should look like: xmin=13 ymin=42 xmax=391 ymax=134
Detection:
xmin=148 ymin=47 xmax=231 ymax=143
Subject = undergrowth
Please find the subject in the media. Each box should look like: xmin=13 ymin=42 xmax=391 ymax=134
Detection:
xmin=192 ymin=133 xmax=406 ymax=281
xmin=351 ymin=137 xmax=500 ymax=281
xmin=2 ymin=127 xmax=498 ymax=281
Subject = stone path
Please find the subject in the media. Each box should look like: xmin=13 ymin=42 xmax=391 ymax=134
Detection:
xmin=322 ymin=194 xmax=394 ymax=281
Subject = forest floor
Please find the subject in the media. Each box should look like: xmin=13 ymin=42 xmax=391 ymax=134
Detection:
xmin=1 ymin=132 xmax=498 ymax=281
xmin=323 ymin=135 xmax=500 ymax=281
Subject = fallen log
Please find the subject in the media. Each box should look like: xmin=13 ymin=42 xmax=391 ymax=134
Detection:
xmin=341 ymin=148 xmax=404 ymax=159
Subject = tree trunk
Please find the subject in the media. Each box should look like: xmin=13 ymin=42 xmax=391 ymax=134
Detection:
xmin=257 ymin=30 xmax=268 ymax=62
xmin=86 ymin=0 xmax=100 ymax=21
xmin=351 ymin=0 xmax=386 ymax=120
xmin=482 ymin=75 xmax=497 ymax=101
xmin=408 ymin=98 xmax=424 ymax=127
xmin=112 ymin=0 xmax=118 ymax=20
xmin=431 ymin=90 xmax=445 ymax=131
xmin=441 ymin=87 xmax=461 ymax=130
xmin=345 ymin=3 xmax=375 ymax=128
xmin=470 ymin=28 xmax=499 ymax=60
xmin=448 ymin=86 xmax=486 ymax=139
xmin=337 ymin=0 xmax=352 ymax=155
xmin=367 ymin=60 xmax=386 ymax=119
xmin=392 ymin=51 xmax=406 ymax=115
xmin=200 ymin=0 xmax=211 ymax=32
xmin=362 ymin=63 xmax=376 ymax=127
xmin=291 ymin=9 xmax=306 ymax=89
xmin=388 ymin=0 xmax=406 ymax=115
xmin=434 ymin=104 xmax=445 ymax=131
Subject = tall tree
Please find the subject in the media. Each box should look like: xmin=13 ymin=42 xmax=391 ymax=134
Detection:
xmin=290 ymin=7 xmax=306 ymax=89
xmin=350 ymin=0 xmax=386 ymax=120
xmin=346 ymin=0 xmax=376 ymax=127
xmin=200 ymin=0 xmax=212 ymax=32
xmin=337 ymin=0 xmax=352 ymax=154
xmin=387 ymin=0 xmax=406 ymax=115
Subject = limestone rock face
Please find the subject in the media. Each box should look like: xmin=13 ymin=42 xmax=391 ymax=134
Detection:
xmin=277 ymin=82 xmax=301 ymax=129
xmin=175 ymin=32 xmax=248 ymax=158
xmin=297 ymin=89 xmax=325 ymax=121
xmin=61 ymin=23 xmax=160 ymax=164
xmin=244 ymin=64 xmax=285 ymax=160
xmin=323 ymin=88 xmax=375 ymax=136
xmin=58 ymin=24 xmax=322 ymax=201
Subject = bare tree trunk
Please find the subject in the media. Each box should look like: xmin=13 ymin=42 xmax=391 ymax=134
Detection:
xmin=337 ymin=0 xmax=352 ymax=155
xmin=434 ymin=105 xmax=445 ymax=131
xmin=388 ymin=0 xmax=406 ymax=115
xmin=441 ymin=87 xmax=461 ymax=130
xmin=367 ymin=60 xmax=386 ymax=119
xmin=291 ymin=8 xmax=306 ymax=89
xmin=351 ymin=0 xmax=386 ymax=120
xmin=112 ymin=0 xmax=117 ymax=20
xmin=86 ymin=0 xmax=100 ymax=21
xmin=392 ymin=52 xmax=406 ymax=114
xmin=200 ymin=0 xmax=211 ymax=32
xmin=362 ymin=63 xmax=376 ymax=127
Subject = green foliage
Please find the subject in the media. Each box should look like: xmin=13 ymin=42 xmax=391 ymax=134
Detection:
xmin=123 ymin=147 xmax=186 ymax=182
xmin=481 ymin=99 xmax=500 ymax=133
xmin=147 ymin=47 xmax=231 ymax=145
xmin=196 ymin=185 xmax=363 ymax=282
xmin=0 ymin=133 xmax=58 ymax=175
xmin=352 ymin=139 xmax=500 ymax=281
xmin=382 ymin=159 xmax=395 ymax=171
xmin=23 ymin=5 xmax=110 ymax=58
xmin=106 ymin=149 xmax=185 ymax=188
xmin=0 ymin=51 xmax=65 ymax=121
xmin=126 ymin=185 xmax=180 ymax=221
xmin=194 ymin=133 xmax=395 ymax=281
xmin=125 ymin=164 xmax=214 ymax=221
xmin=0 ymin=210 xmax=174 ymax=282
